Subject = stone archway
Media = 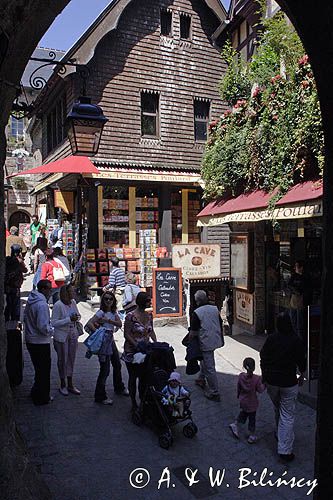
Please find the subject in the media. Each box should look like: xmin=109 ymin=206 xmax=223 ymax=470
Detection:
xmin=8 ymin=210 xmax=30 ymax=228
xmin=1 ymin=1 xmax=333 ymax=498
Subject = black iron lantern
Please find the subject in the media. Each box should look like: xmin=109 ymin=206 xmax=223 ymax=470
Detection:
xmin=66 ymin=96 xmax=108 ymax=156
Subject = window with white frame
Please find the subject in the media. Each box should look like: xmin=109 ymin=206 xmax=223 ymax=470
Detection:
xmin=180 ymin=13 xmax=192 ymax=40
xmin=11 ymin=117 xmax=24 ymax=139
xmin=194 ymin=99 xmax=210 ymax=142
xmin=141 ymin=91 xmax=159 ymax=138
xmin=160 ymin=9 xmax=172 ymax=37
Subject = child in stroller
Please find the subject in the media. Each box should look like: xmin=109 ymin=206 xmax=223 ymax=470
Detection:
xmin=132 ymin=344 xmax=198 ymax=449
xmin=161 ymin=372 xmax=190 ymax=418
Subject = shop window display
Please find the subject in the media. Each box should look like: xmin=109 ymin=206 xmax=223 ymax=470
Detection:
xmin=103 ymin=185 xmax=129 ymax=247
xmin=135 ymin=187 xmax=159 ymax=247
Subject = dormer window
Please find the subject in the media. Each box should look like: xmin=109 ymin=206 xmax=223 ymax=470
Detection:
xmin=160 ymin=9 xmax=172 ymax=37
xmin=180 ymin=13 xmax=191 ymax=40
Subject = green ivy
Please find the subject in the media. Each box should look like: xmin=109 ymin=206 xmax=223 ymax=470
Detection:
xmin=203 ymin=7 xmax=324 ymax=201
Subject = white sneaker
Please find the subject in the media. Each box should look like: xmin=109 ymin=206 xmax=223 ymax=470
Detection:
xmin=248 ymin=435 xmax=258 ymax=444
xmin=229 ymin=422 xmax=239 ymax=439
xmin=102 ymin=398 xmax=113 ymax=405
xmin=59 ymin=387 xmax=69 ymax=396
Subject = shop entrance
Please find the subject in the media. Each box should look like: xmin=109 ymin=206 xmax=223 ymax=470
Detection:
xmin=8 ymin=210 xmax=30 ymax=228
xmin=264 ymin=221 xmax=322 ymax=334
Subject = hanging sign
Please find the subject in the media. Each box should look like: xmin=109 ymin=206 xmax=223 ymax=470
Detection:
xmin=172 ymin=244 xmax=221 ymax=279
xmin=8 ymin=189 xmax=31 ymax=205
xmin=153 ymin=268 xmax=182 ymax=317
xmin=235 ymin=290 xmax=254 ymax=325
xmin=54 ymin=190 xmax=74 ymax=214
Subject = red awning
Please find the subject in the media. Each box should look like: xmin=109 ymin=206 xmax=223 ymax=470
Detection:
xmin=7 ymin=155 xmax=99 ymax=178
xmin=198 ymin=181 xmax=323 ymax=218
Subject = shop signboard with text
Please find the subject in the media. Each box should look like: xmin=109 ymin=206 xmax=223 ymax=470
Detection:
xmin=172 ymin=244 xmax=221 ymax=279
xmin=153 ymin=268 xmax=182 ymax=317
xmin=8 ymin=189 xmax=31 ymax=205
xmin=235 ymin=290 xmax=254 ymax=325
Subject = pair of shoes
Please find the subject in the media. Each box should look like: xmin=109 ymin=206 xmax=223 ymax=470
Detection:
xmin=204 ymin=392 xmax=221 ymax=402
xmin=116 ymin=388 xmax=129 ymax=396
xmin=229 ymin=423 xmax=239 ymax=439
xmin=59 ymin=387 xmax=69 ymax=396
xmin=279 ymin=453 xmax=295 ymax=462
xmin=195 ymin=378 xmax=206 ymax=389
xmin=101 ymin=398 xmax=113 ymax=405
xmin=68 ymin=386 xmax=80 ymax=395
xmin=248 ymin=435 xmax=258 ymax=444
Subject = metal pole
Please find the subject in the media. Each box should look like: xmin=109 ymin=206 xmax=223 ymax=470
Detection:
xmin=307 ymin=305 xmax=311 ymax=393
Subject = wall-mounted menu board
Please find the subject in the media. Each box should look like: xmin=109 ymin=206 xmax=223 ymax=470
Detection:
xmin=230 ymin=232 xmax=253 ymax=291
xmin=153 ymin=268 xmax=182 ymax=317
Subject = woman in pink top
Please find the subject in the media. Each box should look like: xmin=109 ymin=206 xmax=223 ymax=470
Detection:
xmin=40 ymin=249 xmax=65 ymax=304
xmin=229 ymin=357 xmax=266 ymax=443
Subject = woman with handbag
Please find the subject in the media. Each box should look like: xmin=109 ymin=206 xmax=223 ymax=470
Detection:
xmin=51 ymin=284 xmax=82 ymax=396
xmin=41 ymin=249 xmax=65 ymax=304
xmin=123 ymin=292 xmax=157 ymax=412
xmin=123 ymin=272 xmax=141 ymax=314
xmin=86 ymin=291 xmax=127 ymax=405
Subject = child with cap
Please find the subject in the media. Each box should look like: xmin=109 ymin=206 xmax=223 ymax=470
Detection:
xmin=161 ymin=372 xmax=190 ymax=417
xmin=229 ymin=357 xmax=266 ymax=443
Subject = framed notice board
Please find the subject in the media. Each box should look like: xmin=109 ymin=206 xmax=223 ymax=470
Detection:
xmin=153 ymin=268 xmax=182 ymax=317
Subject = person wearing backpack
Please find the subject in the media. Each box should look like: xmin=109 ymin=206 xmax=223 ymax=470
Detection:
xmin=123 ymin=272 xmax=141 ymax=314
xmin=40 ymin=248 xmax=65 ymax=304
xmin=5 ymin=244 xmax=27 ymax=324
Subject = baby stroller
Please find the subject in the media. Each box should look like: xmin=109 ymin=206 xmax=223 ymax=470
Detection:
xmin=132 ymin=342 xmax=198 ymax=449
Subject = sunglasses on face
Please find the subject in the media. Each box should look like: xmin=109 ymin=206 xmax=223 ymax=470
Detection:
xmin=104 ymin=297 xmax=114 ymax=302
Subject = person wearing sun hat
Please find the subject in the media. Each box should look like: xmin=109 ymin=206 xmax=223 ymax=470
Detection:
xmin=161 ymin=371 xmax=190 ymax=414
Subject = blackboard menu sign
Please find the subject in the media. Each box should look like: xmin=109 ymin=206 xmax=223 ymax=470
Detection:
xmin=153 ymin=268 xmax=182 ymax=317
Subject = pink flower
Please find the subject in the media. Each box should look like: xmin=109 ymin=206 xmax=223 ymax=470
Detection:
xmin=209 ymin=120 xmax=219 ymax=131
xmin=299 ymin=54 xmax=309 ymax=66
xmin=301 ymin=80 xmax=310 ymax=88
xmin=271 ymin=74 xmax=282 ymax=84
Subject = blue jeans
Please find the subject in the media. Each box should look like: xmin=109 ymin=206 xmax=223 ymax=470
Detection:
xmin=94 ymin=342 xmax=125 ymax=402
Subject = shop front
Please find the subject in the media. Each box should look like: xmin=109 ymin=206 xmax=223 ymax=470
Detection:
xmin=197 ymin=180 xmax=323 ymax=339
xmin=32 ymin=164 xmax=203 ymax=293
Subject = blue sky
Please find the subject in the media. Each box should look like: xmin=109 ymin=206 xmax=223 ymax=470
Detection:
xmin=39 ymin=0 xmax=231 ymax=51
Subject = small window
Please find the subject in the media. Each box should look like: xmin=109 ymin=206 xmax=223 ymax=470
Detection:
xmin=194 ymin=99 xmax=210 ymax=142
xmin=11 ymin=117 xmax=24 ymax=138
xmin=180 ymin=13 xmax=191 ymax=40
xmin=141 ymin=91 xmax=159 ymax=137
xmin=160 ymin=9 xmax=172 ymax=36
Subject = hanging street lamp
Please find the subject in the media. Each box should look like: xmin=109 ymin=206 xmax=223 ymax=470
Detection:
xmin=66 ymin=96 xmax=108 ymax=156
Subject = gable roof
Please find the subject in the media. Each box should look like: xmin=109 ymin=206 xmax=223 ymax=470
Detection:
xmin=59 ymin=0 xmax=227 ymax=78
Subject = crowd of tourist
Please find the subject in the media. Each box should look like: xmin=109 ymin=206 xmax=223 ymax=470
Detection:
xmin=4 ymin=215 xmax=307 ymax=463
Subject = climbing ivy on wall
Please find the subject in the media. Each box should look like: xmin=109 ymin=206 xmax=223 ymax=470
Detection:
xmin=202 ymin=7 xmax=324 ymax=201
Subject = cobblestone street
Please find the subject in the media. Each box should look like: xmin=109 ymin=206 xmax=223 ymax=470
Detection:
xmin=13 ymin=277 xmax=317 ymax=500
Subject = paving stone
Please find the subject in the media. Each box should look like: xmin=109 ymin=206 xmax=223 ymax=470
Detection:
xmin=12 ymin=275 xmax=317 ymax=499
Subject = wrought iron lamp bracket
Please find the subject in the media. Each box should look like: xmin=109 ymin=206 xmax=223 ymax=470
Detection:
xmin=11 ymin=51 xmax=90 ymax=119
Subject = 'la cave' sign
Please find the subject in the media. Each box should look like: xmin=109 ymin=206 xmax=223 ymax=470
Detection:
xmin=172 ymin=244 xmax=221 ymax=279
